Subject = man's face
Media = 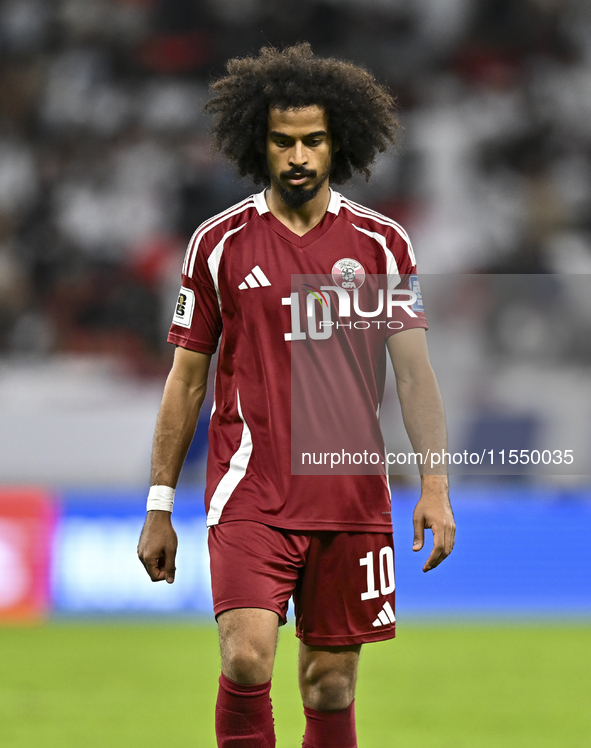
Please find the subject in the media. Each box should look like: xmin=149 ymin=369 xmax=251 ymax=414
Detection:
xmin=266 ymin=105 xmax=334 ymax=209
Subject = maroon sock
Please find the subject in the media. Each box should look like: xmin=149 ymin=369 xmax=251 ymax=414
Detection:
xmin=215 ymin=672 xmax=276 ymax=747
xmin=302 ymin=701 xmax=357 ymax=748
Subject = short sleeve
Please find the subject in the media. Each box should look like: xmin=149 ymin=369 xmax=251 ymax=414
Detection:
xmin=167 ymin=238 xmax=223 ymax=354
xmin=385 ymin=230 xmax=428 ymax=337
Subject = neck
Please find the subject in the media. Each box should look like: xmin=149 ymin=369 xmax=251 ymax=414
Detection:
xmin=265 ymin=181 xmax=331 ymax=237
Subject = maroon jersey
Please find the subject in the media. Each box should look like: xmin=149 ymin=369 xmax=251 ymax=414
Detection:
xmin=168 ymin=190 xmax=428 ymax=532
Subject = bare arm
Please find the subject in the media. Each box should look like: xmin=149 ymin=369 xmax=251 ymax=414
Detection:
xmin=150 ymin=346 xmax=212 ymax=487
xmin=137 ymin=346 xmax=212 ymax=583
xmin=387 ymin=328 xmax=455 ymax=572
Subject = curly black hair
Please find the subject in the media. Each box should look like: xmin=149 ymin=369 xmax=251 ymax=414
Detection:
xmin=204 ymin=43 xmax=399 ymax=185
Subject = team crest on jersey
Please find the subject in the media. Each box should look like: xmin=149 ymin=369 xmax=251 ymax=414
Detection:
xmin=331 ymin=258 xmax=365 ymax=289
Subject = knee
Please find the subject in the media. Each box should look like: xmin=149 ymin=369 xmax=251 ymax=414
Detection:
xmin=222 ymin=642 xmax=274 ymax=685
xmin=218 ymin=608 xmax=278 ymax=685
xmin=300 ymin=662 xmax=356 ymax=711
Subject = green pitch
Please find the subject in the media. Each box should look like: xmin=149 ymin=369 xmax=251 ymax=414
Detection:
xmin=1 ymin=621 xmax=590 ymax=747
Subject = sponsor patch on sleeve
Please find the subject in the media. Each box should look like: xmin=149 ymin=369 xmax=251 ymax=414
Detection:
xmin=172 ymin=286 xmax=195 ymax=328
xmin=409 ymin=275 xmax=424 ymax=313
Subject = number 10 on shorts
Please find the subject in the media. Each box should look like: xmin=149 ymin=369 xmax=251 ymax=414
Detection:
xmin=359 ymin=547 xmax=395 ymax=600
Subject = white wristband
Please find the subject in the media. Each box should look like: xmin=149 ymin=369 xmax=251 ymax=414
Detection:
xmin=147 ymin=485 xmax=175 ymax=513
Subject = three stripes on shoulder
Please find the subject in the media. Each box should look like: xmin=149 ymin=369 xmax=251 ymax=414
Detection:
xmin=238 ymin=265 xmax=272 ymax=290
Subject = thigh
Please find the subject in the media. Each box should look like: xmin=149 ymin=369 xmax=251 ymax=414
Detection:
xmin=294 ymin=531 xmax=396 ymax=646
xmin=208 ymin=520 xmax=309 ymax=624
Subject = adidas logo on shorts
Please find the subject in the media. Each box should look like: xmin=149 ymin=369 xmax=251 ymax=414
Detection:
xmin=238 ymin=265 xmax=272 ymax=290
xmin=372 ymin=601 xmax=396 ymax=627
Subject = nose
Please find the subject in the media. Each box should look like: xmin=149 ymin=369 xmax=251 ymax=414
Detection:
xmin=289 ymin=141 xmax=306 ymax=167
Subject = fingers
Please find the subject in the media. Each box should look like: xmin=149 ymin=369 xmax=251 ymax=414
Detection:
xmin=164 ymin=557 xmax=176 ymax=585
xmin=137 ymin=518 xmax=178 ymax=583
xmin=138 ymin=551 xmax=165 ymax=582
xmin=412 ymin=493 xmax=456 ymax=572
xmin=422 ymin=540 xmax=446 ymax=572
xmin=412 ymin=514 xmax=425 ymax=552
xmin=138 ymin=543 xmax=177 ymax=583
xmin=422 ymin=518 xmax=455 ymax=573
xmin=139 ymin=550 xmax=176 ymax=582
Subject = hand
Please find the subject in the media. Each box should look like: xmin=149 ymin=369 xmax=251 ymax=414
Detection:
xmin=412 ymin=485 xmax=455 ymax=572
xmin=137 ymin=510 xmax=178 ymax=583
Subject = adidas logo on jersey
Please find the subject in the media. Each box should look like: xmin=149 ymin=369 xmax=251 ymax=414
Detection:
xmin=238 ymin=265 xmax=271 ymax=290
xmin=372 ymin=601 xmax=396 ymax=627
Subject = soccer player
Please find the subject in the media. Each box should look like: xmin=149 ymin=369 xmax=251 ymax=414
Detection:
xmin=138 ymin=43 xmax=455 ymax=748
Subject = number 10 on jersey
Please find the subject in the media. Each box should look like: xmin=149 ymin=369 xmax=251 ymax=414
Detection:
xmin=359 ymin=547 xmax=395 ymax=600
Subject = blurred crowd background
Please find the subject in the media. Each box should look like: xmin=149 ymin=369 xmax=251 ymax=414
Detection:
xmin=1 ymin=0 xmax=590 ymax=365
xmin=0 ymin=0 xmax=590 ymax=486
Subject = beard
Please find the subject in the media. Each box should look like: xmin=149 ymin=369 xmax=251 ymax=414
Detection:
xmin=273 ymin=166 xmax=330 ymax=209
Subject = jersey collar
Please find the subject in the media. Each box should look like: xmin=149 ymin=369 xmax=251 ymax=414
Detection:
xmin=253 ymin=189 xmax=270 ymax=215
xmin=253 ymin=187 xmax=341 ymax=216
xmin=255 ymin=188 xmax=341 ymax=248
xmin=327 ymin=188 xmax=341 ymax=214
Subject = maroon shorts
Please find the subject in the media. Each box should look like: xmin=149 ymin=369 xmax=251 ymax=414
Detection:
xmin=208 ymin=520 xmax=396 ymax=647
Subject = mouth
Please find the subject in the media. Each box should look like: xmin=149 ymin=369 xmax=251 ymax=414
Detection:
xmin=283 ymin=172 xmax=315 ymax=186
